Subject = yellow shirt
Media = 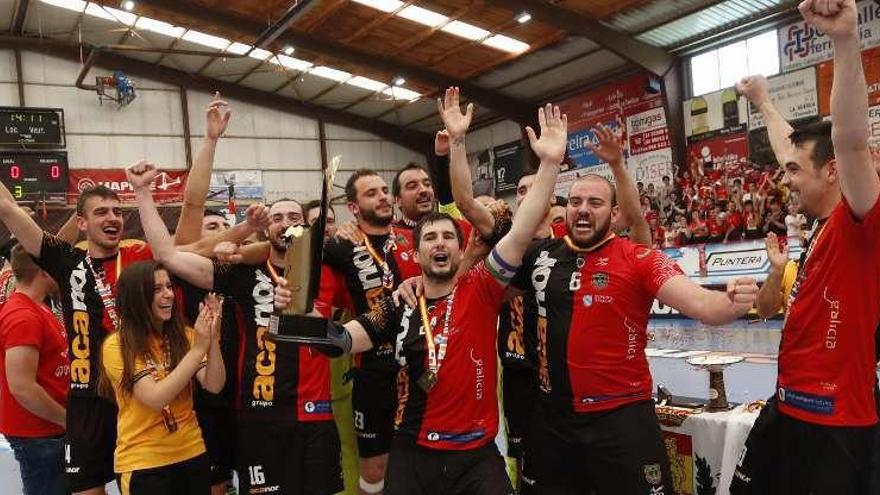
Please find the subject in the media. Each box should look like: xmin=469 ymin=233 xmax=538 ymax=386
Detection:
xmin=101 ymin=329 xmax=206 ymax=473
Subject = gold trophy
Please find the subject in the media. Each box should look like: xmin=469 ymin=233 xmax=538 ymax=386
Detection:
xmin=268 ymin=156 xmax=340 ymax=344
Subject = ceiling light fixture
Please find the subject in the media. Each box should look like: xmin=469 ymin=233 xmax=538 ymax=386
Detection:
xmin=393 ymin=76 xmax=406 ymax=86
xmin=283 ymin=46 xmax=295 ymax=55
xmin=122 ymin=0 xmax=136 ymax=11
xmin=516 ymin=12 xmax=531 ymax=24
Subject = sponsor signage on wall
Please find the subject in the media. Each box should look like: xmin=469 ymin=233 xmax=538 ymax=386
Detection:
xmin=778 ymin=0 xmax=880 ymax=71
xmin=68 ymin=169 xmax=188 ymax=204
xmin=747 ymin=68 xmax=819 ymax=129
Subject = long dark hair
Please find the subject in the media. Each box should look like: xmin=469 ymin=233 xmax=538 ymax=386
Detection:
xmin=100 ymin=260 xmax=190 ymax=398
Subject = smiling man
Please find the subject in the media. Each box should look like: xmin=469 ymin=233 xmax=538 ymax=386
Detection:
xmin=0 ymin=184 xmax=153 ymax=495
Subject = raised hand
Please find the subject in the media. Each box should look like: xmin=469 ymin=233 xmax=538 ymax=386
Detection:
xmin=125 ymin=159 xmax=160 ymax=190
xmin=205 ymin=92 xmax=231 ymax=140
xmin=245 ymin=203 xmax=269 ymax=231
xmin=586 ymin=123 xmax=625 ymax=166
xmin=437 ymin=87 xmax=474 ymax=142
xmin=202 ymin=292 xmax=224 ymax=342
xmin=726 ymin=277 xmax=759 ymax=309
xmin=798 ymin=0 xmax=857 ymax=40
xmin=764 ymin=232 xmax=789 ymax=271
xmin=192 ymin=298 xmax=216 ymax=354
xmin=736 ymin=75 xmax=770 ymax=106
xmin=435 ymin=129 xmax=451 ymax=157
xmin=525 ymin=104 xmax=568 ymax=165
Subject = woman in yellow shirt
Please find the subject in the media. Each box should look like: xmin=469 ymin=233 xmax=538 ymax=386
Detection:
xmin=101 ymin=260 xmax=225 ymax=495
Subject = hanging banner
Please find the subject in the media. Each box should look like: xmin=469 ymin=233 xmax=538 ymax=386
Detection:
xmin=68 ymin=168 xmax=187 ymax=204
xmin=629 ymin=148 xmax=674 ymax=187
xmin=627 ymin=106 xmax=670 ymax=156
xmin=748 ymin=68 xmax=819 ymax=129
xmin=778 ymin=0 xmax=880 ymax=72
xmin=683 ymin=88 xmax=748 ymax=142
xmin=817 ymin=45 xmax=880 ymax=115
xmin=209 ymin=170 xmax=264 ymax=201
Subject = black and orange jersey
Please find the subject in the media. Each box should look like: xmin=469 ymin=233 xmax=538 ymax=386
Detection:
xmin=323 ymin=230 xmax=421 ymax=371
xmin=36 ymin=234 xmax=153 ymax=397
xmin=212 ymin=262 xmax=332 ymax=422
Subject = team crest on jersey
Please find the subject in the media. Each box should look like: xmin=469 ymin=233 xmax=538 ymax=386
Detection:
xmin=396 ymin=234 xmax=409 ymax=246
xmin=643 ymin=463 xmax=662 ymax=486
xmin=591 ymin=272 xmax=609 ymax=290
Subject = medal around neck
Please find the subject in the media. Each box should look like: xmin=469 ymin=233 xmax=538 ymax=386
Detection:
xmin=268 ymin=156 xmax=339 ymax=344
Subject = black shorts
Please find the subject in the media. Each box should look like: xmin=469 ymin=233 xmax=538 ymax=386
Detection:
xmin=352 ymin=367 xmax=398 ymax=458
xmin=502 ymin=367 xmax=538 ymax=459
xmin=194 ymin=404 xmax=236 ymax=485
xmin=385 ymin=440 xmax=513 ymax=495
xmin=64 ymin=394 xmax=117 ymax=492
xmin=521 ymin=400 xmax=672 ymax=495
xmin=117 ymin=453 xmax=210 ymax=495
xmin=729 ymin=398 xmax=877 ymax=495
xmin=237 ymin=418 xmax=343 ymax=495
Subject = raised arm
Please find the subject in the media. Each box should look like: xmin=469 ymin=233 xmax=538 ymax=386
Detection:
xmin=800 ymin=0 xmax=880 ymax=217
xmin=175 ymin=93 xmax=231 ymax=245
xmin=587 ymin=123 xmax=651 ymax=246
xmin=737 ymin=75 xmax=797 ymax=166
xmin=179 ymin=204 xmax=268 ymax=259
xmin=127 ymin=161 xmax=215 ymax=290
xmin=657 ymin=275 xmax=758 ymax=326
xmin=494 ymin=104 xmax=566 ymax=265
xmin=438 ymin=87 xmax=495 ymax=237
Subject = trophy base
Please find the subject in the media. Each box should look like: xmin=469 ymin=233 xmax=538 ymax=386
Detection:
xmin=268 ymin=314 xmax=333 ymax=345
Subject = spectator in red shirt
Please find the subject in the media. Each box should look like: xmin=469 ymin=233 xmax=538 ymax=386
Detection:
xmin=649 ymin=217 xmax=665 ymax=249
xmin=0 ymin=244 xmax=68 ymax=495
xmin=724 ymin=204 xmax=744 ymax=243
xmin=688 ymin=210 xmax=708 ymax=243
xmin=715 ymin=179 xmax=730 ymax=202
xmin=706 ymin=205 xmax=726 ymax=243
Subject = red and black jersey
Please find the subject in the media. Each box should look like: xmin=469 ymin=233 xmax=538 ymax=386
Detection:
xmin=512 ymin=236 xmax=683 ymax=414
xmin=176 ymin=279 xmax=241 ymax=408
xmin=212 ymin=262 xmax=332 ymax=422
xmin=358 ymin=260 xmax=513 ymax=451
xmin=36 ymin=235 xmax=153 ymax=397
xmin=323 ymin=230 xmax=421 ymax=371
xmin=497 ymin=296 xmax=537 ymax=370
xmin=778 ymin=198 xmax=880 ymax=426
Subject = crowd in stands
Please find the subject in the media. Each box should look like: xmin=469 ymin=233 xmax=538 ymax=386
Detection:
xmin=641 ymin=158 xmax=807 ymax=249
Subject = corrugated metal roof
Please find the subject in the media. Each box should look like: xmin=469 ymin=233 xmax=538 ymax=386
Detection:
xmin=604 ymin=0 xmax=723 ymax=34
xmin=633 ymin=0 xmax=793 ymax=47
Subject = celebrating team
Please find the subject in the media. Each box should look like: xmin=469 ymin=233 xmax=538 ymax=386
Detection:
xmin=0 ymin=1 xmax=875 ymax=494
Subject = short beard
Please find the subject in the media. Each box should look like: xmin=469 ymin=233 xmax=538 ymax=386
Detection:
xmin=269 ymin=238 xmax=287 ymax=255
xmin=361 ymin=207 xmax=393 ymax=227
xmin=569 ymin=218 xmax=611 ymax=249
xmin=423 ymin=263 xmax=457 ymax=282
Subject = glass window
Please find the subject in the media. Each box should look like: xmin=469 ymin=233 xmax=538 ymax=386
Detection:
xmin=689 ymin=30 xmax=780 ymax=96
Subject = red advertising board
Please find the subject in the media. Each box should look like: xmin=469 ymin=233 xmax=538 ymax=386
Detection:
xmin=68 ymin=169 xmax=188 ymax=204
xmin=817 ymin=46 xmax=880 ymax=115
xmin=686 ymin=132 xmax=749 ymax=174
